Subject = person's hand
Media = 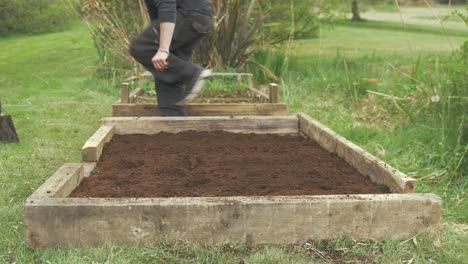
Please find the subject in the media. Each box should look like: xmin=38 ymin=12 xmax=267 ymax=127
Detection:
xmin=152 ymin=50 xmax=169 ymax=71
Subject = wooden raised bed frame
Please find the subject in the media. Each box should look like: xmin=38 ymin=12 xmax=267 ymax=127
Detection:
xmin=113 ymin=73 xmax=288 ymax=117
xmin=25 ymin=114 xmax=442 ymax=248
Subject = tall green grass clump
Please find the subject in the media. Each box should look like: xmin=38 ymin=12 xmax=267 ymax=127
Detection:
xmin=287 ymin=40 xmax=466 ymax=185
xmin=434 ymin=42 xmax=467 ymax=183
xmin=281 ymin=50 xmax=466 ymax=221
xmin=80 ymin=0 xmax=148 ymax=81
xmin=250 ymin=49 xmax=287 ymax=84
xmin=387 ymin=10 xmax=468 ymax=184
xmin=392 ymin=46 xmax=467 ymax=185
xmin=0 ymin=0 xmax=76 ymax=35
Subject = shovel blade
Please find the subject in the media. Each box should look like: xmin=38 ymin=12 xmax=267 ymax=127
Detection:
xmin=0 ymin=115 xmax=19 ymax=143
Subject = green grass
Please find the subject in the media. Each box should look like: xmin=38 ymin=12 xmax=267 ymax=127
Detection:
xmin=414 ymin=15 xmax=467 ymax=23
xmin=0 ymin=24 xmax=118 ymax=262
xmin=335 ymin=19 xmax=468 ymax=38
xmin=365 ymin=4 xmax=400 ymax=13
xmin=293 ymin=25 xmax=466 ymax=59
xmin=284 ymin=25 xmax=467 ymax=224
xmin=1 ymin=21 xmax=467 ymax=263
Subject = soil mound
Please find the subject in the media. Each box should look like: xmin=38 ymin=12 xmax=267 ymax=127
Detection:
xmin=71 ymin=131 xmax=390 ymax=198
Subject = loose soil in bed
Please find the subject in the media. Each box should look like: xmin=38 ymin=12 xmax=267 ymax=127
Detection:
xmin=70 ymin=131 xmax=390 ymax=198
xmin=134 ymin=90 xmax=255 ymax=104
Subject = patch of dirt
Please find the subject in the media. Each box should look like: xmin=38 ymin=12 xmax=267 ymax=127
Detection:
xmin=70 ymin=131 xmax=390 ymax=198
xmin=134 ymin=90 xmax=254 ymax=104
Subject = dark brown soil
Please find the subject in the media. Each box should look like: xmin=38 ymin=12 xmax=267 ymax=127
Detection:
xmin=135 ymin=90 xmax=254 ymax=104
xmin=70 ymin=131 xmax=390 ymax=198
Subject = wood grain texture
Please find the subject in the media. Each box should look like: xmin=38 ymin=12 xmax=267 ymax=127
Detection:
xmin=269 ymin=83 xmax=280 ymax=103
xmin=101 ymin=116 xmax=298 ymax=135
xmin=25 ymin=192 xmax=441 ymax=248
xmin=120 ymin=83 xmax=129 ymax=104
xmin=81 ymin=125 xmax=115 ymax=162
xmin=29 ymin=163 xmax=84 ymax=199
xmin=297 ymin=112 xmax=414 ymax=193
xmin=247 ymin=87 xmax=270 ymax=102
xmin=128 ymin=88 xmax=144 ymax=103
xmin=112 ymin=103 xmax=288 ymax=117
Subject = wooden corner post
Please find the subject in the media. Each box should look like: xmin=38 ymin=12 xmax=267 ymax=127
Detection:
xmin=237 ymin=74 xmax=243 ymax=93
xmin=269 ymin=83 xmax=280 ymax=103
xmin=121 ymin=83 xmax=130 ymax=104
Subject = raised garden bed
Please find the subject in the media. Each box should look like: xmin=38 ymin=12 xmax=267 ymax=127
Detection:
xmin=25 ymin=114 xmax=442 ymax=248
xmin=113 ymin=73 xmax=288 ymax=117
xmin=71 ymin=131 xmax=391 ymax=198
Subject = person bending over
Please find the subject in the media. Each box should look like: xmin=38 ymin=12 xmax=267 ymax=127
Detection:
xmin=130 ymin=0 xmax=213 ymax=116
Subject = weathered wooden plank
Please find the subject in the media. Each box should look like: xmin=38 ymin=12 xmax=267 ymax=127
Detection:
xmin=112 ymin=103 xmax=288 ymax=117
xmin=29 ymin=163 xmax=84 ymax=199
xmin=113 ymin=103 xmax=160 ymax=116
xmin=247 ymin=87 xmax=270 ymax=102
xmin=81 ymin=125 xmax=115 ymax=162
xmin=128 ymin=87 xmax=144 ymax=103
xmin=101 ymin=116 xmax=298 ymax=135
xmin=186 ymin=104 xmax=288 ymax=116
xmin=297 ymin=112 xmax=414 ymax=193
xmin=120 ymin=83 xmax=129 ymax=104
xmin=25 ymin=193 xmax=442 ymax=248
xmin=194 ymin=97 xmax=252 ymax=103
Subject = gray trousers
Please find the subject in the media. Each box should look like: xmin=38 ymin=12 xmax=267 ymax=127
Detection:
xmin=129 ymin=7 xmax=212 ymax=116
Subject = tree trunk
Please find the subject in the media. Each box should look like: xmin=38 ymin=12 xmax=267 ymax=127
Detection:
xmin=351 ymin=0 xmax=362 ymax=21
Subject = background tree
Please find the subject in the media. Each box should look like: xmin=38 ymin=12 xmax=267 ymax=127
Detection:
xmin=351 ymin=0 xmax=362 ymax=21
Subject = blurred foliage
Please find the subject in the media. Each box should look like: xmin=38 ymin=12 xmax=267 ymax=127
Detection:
xmin=80 ymin=0 xmax=148 ymax=80
xmin=452 ymin=6 xmax=468 ymax=25
xmin=0 ymin=0 xmax=75 ymax=35
xmin=193 ymin=0 xmax=269 ymax=70
xmin=258 ymin=1 xmax=334 ymax=41
xmin=80 ymin=0 xmax=335 ymax=80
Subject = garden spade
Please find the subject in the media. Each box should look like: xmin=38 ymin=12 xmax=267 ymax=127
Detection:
xmin=0 ymin=99 xmax=19 ymax=143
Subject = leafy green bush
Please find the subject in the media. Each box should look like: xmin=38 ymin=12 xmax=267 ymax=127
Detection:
xmin=0 ymin=0 xmax=75 ymax=35
xmin=80 ymin=0 xmax=147 ymax=80
xmin=258 ymin=1 xmax=333 ymax=41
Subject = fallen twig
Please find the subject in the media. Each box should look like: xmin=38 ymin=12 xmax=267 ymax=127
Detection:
xmin=367 ymin=90 xmax=412 ymax=102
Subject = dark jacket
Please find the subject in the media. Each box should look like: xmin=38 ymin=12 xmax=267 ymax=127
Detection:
xmin=145 ymin=0 xmax=211 ymax=23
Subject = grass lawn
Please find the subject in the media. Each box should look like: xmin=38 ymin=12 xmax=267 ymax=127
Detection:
xmin=335 ymin=19 xmax=467 ymax=38
xmin=358 ymin=5 xmax=468 ymax=32
xmin=0 ymin=24 xmax=117 ymax=262
xmin=0 ymin=20 xmax=467 ymax=263
xmin=293 ymin=24 xmax=467 ymax=58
